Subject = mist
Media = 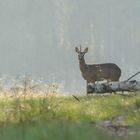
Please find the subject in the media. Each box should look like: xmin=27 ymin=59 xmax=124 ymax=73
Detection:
xmin=0 ymin=0 xmax=140 ymax=92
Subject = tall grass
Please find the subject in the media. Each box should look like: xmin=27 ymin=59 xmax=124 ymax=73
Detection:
xmin=0 ymin=93 xmax=140 ymax=123
xmin=0 ymin=94 xmax=140 ymax=139
xmin=0 ymin=76 xmax=140 ymax=139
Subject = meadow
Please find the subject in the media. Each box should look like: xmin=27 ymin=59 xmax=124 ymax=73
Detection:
xmin=0 ymin=76 xmax=140 ymax=140
xmin=0 ymin=91 xmax=140 ymax=140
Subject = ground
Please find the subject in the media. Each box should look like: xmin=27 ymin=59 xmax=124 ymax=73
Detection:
xmin=0 ymin=92 xmax=140 ymax=140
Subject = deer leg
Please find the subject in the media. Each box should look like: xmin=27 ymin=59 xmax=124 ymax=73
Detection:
xmin=86 ymin=81 xmax=91 ymax=94
xmin=86 ymin=81 xmax=89 ymax=94
xmin=107 ymin=79 xmax=116 ymax=94
xmin=87 ymin=81 xmax=94 ymax=94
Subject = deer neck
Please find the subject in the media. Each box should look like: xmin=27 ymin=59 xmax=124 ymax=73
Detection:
xmin=79 ymin=59 xmax=87 ymax=72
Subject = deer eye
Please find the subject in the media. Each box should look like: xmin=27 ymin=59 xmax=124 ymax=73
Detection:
xmin=79 ymin=53 xmax=83 ymax=56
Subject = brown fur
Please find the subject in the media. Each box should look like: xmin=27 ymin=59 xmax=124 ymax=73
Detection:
xmin=75 ymin=46 xmax=121 ymax=85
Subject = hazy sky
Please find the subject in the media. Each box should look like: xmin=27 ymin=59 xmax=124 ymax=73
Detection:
xmin=0 ymin=0 xmax=140 ymax=92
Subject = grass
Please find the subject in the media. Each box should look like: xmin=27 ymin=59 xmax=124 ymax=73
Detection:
xmin=0 ymin=121 xmax=121 ymax=140
xmin=0 ymin=92 xmax=140 ymax=139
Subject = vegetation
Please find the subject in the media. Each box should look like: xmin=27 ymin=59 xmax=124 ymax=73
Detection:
xmin=0 ymin=92 xmax=140 ymax=140
xmin=0 ymin=76 xmax=139 ymax=139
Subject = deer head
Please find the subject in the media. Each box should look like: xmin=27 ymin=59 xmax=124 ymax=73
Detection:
xmin=75 ymin=45 xmax=88 ymax=61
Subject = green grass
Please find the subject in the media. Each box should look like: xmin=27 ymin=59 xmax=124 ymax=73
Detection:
xmin=0 ymin=121 xmax=116 ymax=140
xmin=0 ymin=93 xmax=140 ymax=139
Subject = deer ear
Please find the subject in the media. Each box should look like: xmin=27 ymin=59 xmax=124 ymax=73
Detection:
xmin=75 ymin=47 xmax=79 ymax=53
xmin=84 ymin=48 xmax=88 ymax=53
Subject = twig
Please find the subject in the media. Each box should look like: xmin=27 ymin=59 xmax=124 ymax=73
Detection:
xmin=72 ymin=95 xmax=80 ymax=102
xmin=125 ymin=71 xmax=140 ymax=82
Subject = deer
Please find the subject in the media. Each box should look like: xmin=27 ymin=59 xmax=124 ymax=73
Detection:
xmin=75 ymin=45 xmax=121 ymax=93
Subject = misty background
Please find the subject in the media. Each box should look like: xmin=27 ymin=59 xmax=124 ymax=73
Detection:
xmin=0 ymin=0 xmax=140 ymax=93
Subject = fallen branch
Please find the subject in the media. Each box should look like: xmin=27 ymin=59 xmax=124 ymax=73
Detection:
xmin=87 ymin=80 xmax=140 ymax=94
xmin=125 ymin=71 xmax=140 ymax=82
xmin=87 ymin=70 xmax=140 ymax=94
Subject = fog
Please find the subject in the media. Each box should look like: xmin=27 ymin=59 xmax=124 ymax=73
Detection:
xmin=0 ymin=0 xmax=140 ymax=92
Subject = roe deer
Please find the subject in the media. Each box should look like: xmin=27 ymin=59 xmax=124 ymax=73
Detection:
xmin=75 ymin=45 xmax=121 ymax=93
